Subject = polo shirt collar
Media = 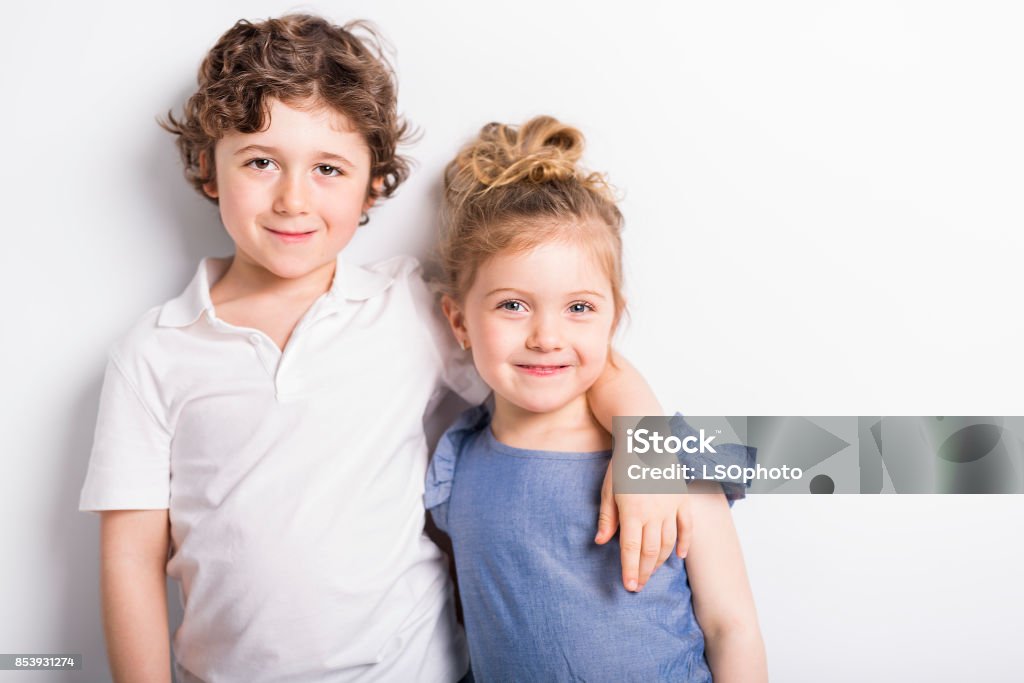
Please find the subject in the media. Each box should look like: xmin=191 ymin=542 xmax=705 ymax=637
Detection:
xmin=157 ymin=253 xmax=395 ymax=328
xmin=330 ymin=252 xmax=396 ymax=302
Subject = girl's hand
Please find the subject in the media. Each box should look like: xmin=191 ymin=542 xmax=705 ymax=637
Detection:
xmin=586 ymin=350 xmax=692 ymax=591
xmin=596 ymin=463 xmax=694 ymax=591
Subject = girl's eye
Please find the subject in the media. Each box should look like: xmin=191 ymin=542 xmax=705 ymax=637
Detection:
xmin=317 ymin=164 xmax=342 ymax=177
xmin=499 ymin=300 xmax=525 ymax=312
xmin=246 ymin=158 xmax=276 ymax=171
xmin=568 ymin=302 xmax=594 ymax=314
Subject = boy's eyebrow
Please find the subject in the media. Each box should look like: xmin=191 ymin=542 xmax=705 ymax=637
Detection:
xmin=485 ymin=287 xmax=607 ymax=299
xmin=232 ymin=144 xmax=356 ymax=169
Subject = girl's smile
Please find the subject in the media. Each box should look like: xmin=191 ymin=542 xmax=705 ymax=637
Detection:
xmin=449 ymin=240 xmax=616 ymax=417
xmin=514 ymin=363 xmax=573 ymax=376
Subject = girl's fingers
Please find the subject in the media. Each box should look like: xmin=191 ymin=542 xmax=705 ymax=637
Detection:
xmin=618 ymin=518 xmax=644 ymax=592
xmin=676 ymin=502 xmax=693 ymax=559
xmin=595 ymin=463 xmax=618 ymax=544
xmin=658 ymin=517 xmax=676 ymax=569
xmin=636 ymin=522 xmax=662 ymax=590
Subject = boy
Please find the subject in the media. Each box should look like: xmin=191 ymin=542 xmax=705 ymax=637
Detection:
xmin=80 ymin=14 xmax=691 ymax=682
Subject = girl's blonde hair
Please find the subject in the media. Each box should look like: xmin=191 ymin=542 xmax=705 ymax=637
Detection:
xmin=439 ymin=115 xmax=626 ymax=324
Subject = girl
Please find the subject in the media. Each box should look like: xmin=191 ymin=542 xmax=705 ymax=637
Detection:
xmin=426 ymin=116 xmax=768 ymax=681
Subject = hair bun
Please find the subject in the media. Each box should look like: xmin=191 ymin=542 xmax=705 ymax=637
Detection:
xmin=438 ymin=115 xmax=626 ymax=329
xmin=449 ymin=116 xmax=589 ymax=194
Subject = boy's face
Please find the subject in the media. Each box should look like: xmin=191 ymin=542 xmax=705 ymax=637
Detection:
xmin=203 ymin=97 xmax=375 ymax=282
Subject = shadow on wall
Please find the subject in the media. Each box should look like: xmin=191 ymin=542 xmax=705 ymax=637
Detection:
xmin=55 ymin=369 xmax=110 ymax=683
xmin=146 ymin=80 xmax=235 ymax=274
xmin=56 ymin=86 xmax=225 ymax=682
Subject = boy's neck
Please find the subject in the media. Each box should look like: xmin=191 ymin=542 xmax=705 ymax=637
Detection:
xmin=207 ymin=252 xmax=340 ymax=352
xmin=211 ymin=252 xmax=337 ymax=307
xmin=490 ymin=393 xmax=611 ymax=453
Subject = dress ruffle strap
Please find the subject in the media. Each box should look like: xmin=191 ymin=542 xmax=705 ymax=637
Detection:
xmin=424 ymin=402 xmax=492 ymax=512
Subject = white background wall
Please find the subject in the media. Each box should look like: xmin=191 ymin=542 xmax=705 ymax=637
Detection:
xmin=2 ymin=1 xmax=1022 ymax=681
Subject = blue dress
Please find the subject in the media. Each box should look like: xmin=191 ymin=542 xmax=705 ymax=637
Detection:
xmin=425 ymin=404 xmax=754 ymax=682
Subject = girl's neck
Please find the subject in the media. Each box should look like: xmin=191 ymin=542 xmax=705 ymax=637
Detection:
xmin=490 ymin=393 xmax=611 ymax=453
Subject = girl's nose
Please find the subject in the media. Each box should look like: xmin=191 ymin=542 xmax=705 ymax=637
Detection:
xmin=274 ymin=172 xmax=311 ymax=215
xmin=526 ymin=314 xmax=564 ymax=352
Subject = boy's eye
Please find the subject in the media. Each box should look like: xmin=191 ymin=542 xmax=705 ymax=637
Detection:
xmin=316 ymin=164 xmax=342 ymax=177
xmin=246 ymin=158 xmax=276 ymax=171
xmin=568 ymin=302 xmax=594 ymax=314
xmin=499 ymin=300 xmax=526 ymax=312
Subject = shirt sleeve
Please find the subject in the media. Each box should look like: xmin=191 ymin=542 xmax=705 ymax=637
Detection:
xmin=406 ymin=263 xmax=489 ymax=405
xmin=79 ymin=353 xmax=172 ymax=511
xmin=670 ymin=413 xmax=757 ymax=504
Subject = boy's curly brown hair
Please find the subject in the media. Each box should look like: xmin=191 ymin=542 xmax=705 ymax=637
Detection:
xmin=160 ymin=14 xmax=412 ymax=213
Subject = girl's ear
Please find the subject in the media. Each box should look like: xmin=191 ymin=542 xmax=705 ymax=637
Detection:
xmin=441 ymin=294 xmax=471 ymax=351
xmin=612 ymin=296 xmax=627 ymax=334
xmin=199 ymin=150 xmax=218 ymax=199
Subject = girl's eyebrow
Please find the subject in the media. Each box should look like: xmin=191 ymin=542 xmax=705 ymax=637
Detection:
xmin=232 ymin=144 xmax=355 ymax=169
xmin=485 ymin=287 xmax=606 ymax=299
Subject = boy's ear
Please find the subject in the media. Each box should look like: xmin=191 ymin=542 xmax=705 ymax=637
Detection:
xmin=362 ymin=177 xmax=385 ymax=212
xmin=198 ymin=150 xmax=218 ymax=199
xmin=441 ymin=294 xmax=470 ymax=351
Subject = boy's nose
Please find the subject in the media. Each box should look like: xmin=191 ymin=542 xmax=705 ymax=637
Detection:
xmin=526 ymin=314 xmax=564 ymax=352
xmin=274 ymin=173 xmax=311 ymax=214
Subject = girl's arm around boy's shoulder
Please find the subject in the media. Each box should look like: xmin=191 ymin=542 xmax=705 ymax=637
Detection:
xmin=100 ymin=509 xmax=172 ymax=683
xmin=685 ymin=481 xmax=768 ymax=682
xmin=587 ymin=351 xmax=694 ymax=593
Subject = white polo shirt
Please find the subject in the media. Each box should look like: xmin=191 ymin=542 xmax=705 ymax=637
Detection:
xmin=80 ymin=253 xmax=486 ymax=683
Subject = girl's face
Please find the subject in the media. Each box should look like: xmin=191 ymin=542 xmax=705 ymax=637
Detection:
xmin=448 ymin=239 xmax=617 ymax=416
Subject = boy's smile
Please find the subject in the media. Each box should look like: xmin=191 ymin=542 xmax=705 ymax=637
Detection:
xmin=204 ymin=97 xmax=376 ymax=287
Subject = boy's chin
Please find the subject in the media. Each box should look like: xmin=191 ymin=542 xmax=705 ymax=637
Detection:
xmin=256 ymin=256 xmax=335 ymax=281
